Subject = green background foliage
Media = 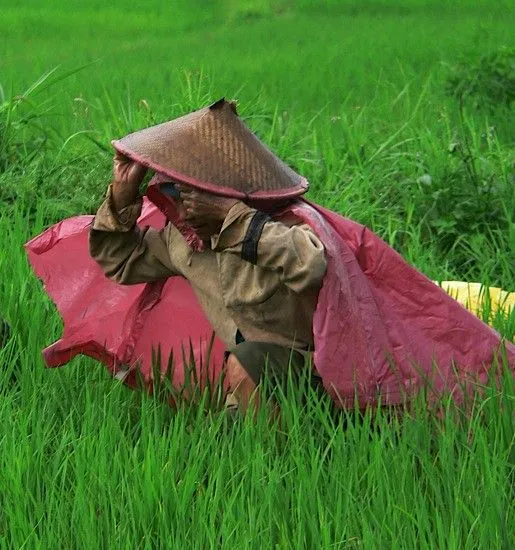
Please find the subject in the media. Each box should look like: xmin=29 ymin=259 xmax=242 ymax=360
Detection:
xmin=1 ymin=0 xmax=513 ymax=285
xmin=0 ymin=1 xmax=514 ymax=548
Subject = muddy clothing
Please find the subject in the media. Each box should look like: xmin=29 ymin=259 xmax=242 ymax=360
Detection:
xmin=89 ymin=185 xmax=327 ymax=359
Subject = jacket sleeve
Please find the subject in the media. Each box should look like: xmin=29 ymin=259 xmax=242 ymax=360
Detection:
xmin=89 ymin=185 xmax=179 ymax=284
xmin=211 ymin=201 xmax=327 ymax=293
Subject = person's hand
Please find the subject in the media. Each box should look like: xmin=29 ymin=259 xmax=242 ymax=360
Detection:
xmin=111 ymin=152 xmax=148 ymax=211
xmin=113 ymin=151 xmax=148 ymax=187
xmin=176 ymin=184 xmax=239 ymax=241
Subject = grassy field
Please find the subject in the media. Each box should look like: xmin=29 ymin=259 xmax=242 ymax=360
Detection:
xmin=1 ymin=1 xmax=514 ymax=548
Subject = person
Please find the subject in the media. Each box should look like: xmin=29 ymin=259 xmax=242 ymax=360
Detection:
xmin=26 ymin=99 xmax=514 ymax=413
xmin=89 ymin=105 xmax=328 ymax=414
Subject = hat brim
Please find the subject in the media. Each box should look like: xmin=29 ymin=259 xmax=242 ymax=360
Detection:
xmin=112 ymin=139 xmax=309 ymax=201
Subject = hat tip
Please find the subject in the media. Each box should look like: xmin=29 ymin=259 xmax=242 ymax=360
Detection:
xmin=209 ymin=98 xmax=238 ymax=115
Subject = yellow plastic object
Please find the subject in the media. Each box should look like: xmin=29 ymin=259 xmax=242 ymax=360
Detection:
xmin=434 ymin=281 xmax=514 ymax=319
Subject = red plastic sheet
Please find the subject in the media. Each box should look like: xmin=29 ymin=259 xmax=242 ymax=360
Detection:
xmin=25 ymin=202 xmax=227 ymax=393
xmin=25 ymin=193 xmax=514 ymax=407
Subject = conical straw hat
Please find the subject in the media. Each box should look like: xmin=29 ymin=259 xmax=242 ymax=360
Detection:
xmin=112 ymin=99 xmax=308 ymax=201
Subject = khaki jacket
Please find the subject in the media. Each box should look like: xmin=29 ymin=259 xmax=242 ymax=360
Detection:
xmin=89 ymin=186 xmax=327 ymax=351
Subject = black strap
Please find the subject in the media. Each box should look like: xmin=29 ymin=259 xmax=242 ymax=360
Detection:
xmin=223 ymin=330 xmax=245 ymax=362
xmin=241 ymin=211 xmax=270 ymax=264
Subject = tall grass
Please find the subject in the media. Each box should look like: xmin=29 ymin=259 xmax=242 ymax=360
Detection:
xmin=2 ymin=69 xmax=513 ymax=287
xmin=1 ymin=301 xmax=513 ymax=548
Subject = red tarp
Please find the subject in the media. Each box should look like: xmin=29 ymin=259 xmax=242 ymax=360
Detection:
xmin=25 ymin=191 xmax=514 ymax=407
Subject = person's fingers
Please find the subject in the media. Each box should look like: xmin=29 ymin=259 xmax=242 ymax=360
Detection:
xmin=130 ymin=162 xmax=148 ymax=180
xmin=176 ymin=185 xmax=206 ymax=202
xmin=183 ymin=196 xmax=202 ymax=209
xmin=176 ymin=184 xmax=192 ymax=195
xmin=184 ymin=208 xmax=197 ymax=220
xmin=114 ymin=151 xmax=144 ymax=170
xmin=114 ymin=151 xmax=131 ymax=165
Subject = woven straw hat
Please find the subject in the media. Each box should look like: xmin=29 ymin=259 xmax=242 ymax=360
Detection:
xmin=112 ymin=99 xmax=308 ymax=201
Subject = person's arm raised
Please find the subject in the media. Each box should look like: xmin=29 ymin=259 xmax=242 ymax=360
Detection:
xmin=110 ymin=151 xmax=147 ymax=210
xmin=89 ymin=153 xmax=179 ymax=284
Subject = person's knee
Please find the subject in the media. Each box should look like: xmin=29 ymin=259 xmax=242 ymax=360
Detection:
xmin=225 ymin=353 xmax=261 ymax=414
xmin=226 ymin=353 xmax=253 ymax=388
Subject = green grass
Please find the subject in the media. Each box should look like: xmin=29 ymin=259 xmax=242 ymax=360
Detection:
xmin=1 ymin=1 xmax=514 ymax=548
